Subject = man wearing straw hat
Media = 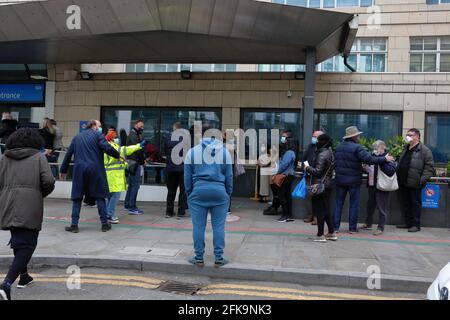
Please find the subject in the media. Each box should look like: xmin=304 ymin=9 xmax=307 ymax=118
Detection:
xmin=333 ymin=126 xmax=395 ymax=234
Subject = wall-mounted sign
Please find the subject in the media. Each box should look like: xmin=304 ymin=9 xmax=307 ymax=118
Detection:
xmin=0 ymin=84 xmax=45 ymax=104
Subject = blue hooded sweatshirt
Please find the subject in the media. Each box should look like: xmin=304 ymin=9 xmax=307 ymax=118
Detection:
xmin=184 ymin=138 xmax=233 ymax=207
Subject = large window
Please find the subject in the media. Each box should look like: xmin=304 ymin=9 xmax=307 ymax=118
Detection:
xmin=124 ymin=64 xmax=237 ymax=73
xmin=273 ymin=0 xmax=373 ymax=8
xmin=241 ymin=109 xmax=301 ymax=150
xmin=410 ymin=37 xmax=450 ymax=72
xmin=426 ymin=113 xmax=450 ymax=164
xmin=426 ymin=0 xmax=450 ymax=4
xmin=319 ymin=38 xmax=387 ymax=72
xmin=102 ymin=107 xmax=221 ymax=185
xmin=314 ymin=111 xmax=402 ymax=144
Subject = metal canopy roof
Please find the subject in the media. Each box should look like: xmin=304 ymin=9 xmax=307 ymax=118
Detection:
xmin=0 ymin=0 xmax=358 ymax=65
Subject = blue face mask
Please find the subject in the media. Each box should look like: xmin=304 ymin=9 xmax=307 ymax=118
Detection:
xmin=98 ymin=127 xmax=103 ymax=134
xmin=311 ymin=137 xmax=318 ymax=145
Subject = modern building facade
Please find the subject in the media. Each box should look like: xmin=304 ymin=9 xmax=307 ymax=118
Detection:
xmin=3 ymin=0 xmax=450 ymax=193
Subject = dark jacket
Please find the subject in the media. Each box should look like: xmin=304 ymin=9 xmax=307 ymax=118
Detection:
xmin=335 ymin=139 xmax=387 ymax=186
xmin=39 ymin=128 xmax=55 ymax=150
xmin=60 ymin=129 xmax=120 ymax=199
xmin=366 ymin=152 xmax=397 ymax=188
xmin=302 ymin=143 xmax=316 ymax=170
xmin=0 ymin=148 xmax=55 ymax=231
xmin=397 ymin=143 xmax=434 ymax=189
xmin=164 ymin=133 xmax=184 ymax=172
xmin=0 ymin=119 xmax=18 ymax=144
xmin=306 ymin=147 xmax=334 ymax=188
xmin=126 ymin=128 xmax=145 ymax=165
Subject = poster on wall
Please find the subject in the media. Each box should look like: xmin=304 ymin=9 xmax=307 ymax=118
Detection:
xmin=422 ymin=184 xmax=440 ymax=209
xmin=79 ymin=121 xmax=89 ymax=133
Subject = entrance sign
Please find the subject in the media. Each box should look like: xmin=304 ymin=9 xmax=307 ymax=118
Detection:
xmin=0 ymin=84 xmax=45 ymax=104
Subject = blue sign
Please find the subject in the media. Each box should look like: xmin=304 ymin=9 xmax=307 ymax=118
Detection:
xmin=0 ymin=84 xmax=45 ymax=104
xmin=80 ymin=121 xmax=89 ymax=133
xmin=422 ymin=184 xmax=440 ymax=209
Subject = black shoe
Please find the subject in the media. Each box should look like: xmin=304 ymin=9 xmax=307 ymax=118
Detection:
xmin=17 ymin=274 xmax=34 ymax=289
xmin=408 ymin=226 xmax=421 ymax=233
xmin=263 ymin=207 xmax=278 ymax=216
xmin=65 ymin=225 xmax=79 ymax=233
xmin=396 ymin=224 xmax=411 ymax=229
xmin=101 ymin=224 xmax=112 ymax=232
xmin=277 ymin=216 xmax=288 ymax=223
xmin=165 ymin=213 xmax=174 ymax=218
xmin=0 ymin=283 xmax=11 ymax=300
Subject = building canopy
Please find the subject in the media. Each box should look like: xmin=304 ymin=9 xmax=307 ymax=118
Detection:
xmin=0 ymin=0 xmax=358 ymax=65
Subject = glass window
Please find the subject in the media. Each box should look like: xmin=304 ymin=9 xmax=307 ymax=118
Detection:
xmin=410 ymin=54 xmax=423 ymax=72
xmin=323 ymin=0 xmax=335 ymax=7
xmin=410 ymin=38 xmax=423 ymax=51
xmin=241 ymin=109 xmax=301 ymax=147
xmin=337 ymin=0 xmax=359 ymax=7
xmin=360 ymin=39 xmax=373 ymax=52
xmin=286 ymin=0 xmax=307 ymax=6
xmin=426 ymin=114 xmax=450 ymax=164
xmin=424 ymin=38 xmax=438 ymax=51
xmin=423 ymin=54 xmax=437 ymax=72
xmin=373 ymin=54 xmax=386 ymax=72
xmin=360 ymin=54 xmax=373 ymax=72
xmin=441 ymin=37 xmax=450 ymax=50
xmin=314 ymin=111 xmax=402 ymax=144
xmin=440 ymin=54 xmax=450 ymax=72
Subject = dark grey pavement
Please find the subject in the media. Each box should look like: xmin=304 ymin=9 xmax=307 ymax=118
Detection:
xmin=0 ymin=198 xmax=449 ymax=294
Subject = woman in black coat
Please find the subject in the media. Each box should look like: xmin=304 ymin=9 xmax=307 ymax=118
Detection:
xmin=305 ymin=134 xmax=337 ymax=243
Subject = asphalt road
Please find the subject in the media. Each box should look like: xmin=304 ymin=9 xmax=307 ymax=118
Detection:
xmin=0 ymin=267 xmax=425 ymax=300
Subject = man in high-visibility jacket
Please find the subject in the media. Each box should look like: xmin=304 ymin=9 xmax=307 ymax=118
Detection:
xmin=104 ymin=130 xmax=145 ymax=224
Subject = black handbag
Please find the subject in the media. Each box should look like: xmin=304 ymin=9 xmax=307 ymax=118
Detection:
xmin=307 ymin=164 xmax=332 ymax=197
xmin=126 ymin=159 xmax=138 ymax=175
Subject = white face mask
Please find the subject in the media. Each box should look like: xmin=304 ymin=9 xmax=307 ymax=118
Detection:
xmin=406 ymin=136 xmax=414 ymax=143
xmin=113 ymin=138 xmax=120 ymax=144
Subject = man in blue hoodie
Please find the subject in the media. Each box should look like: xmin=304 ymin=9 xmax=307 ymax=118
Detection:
xmin=184 ymin=124 xmax=233 ymax=268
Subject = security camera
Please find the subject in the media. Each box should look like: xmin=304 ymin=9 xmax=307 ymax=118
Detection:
xmin=287 ymin=90 xmax=293 ymax=98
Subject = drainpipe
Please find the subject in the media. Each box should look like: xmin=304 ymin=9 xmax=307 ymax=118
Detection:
xmin=343 ymin=55 xmax=356 ymax=73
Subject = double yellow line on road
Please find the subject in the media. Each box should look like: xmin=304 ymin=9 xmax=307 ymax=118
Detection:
xmin=0 ymin=273 xmax=416 ymax=300
xmin=198 ymin=283 xmax=416 ymax=300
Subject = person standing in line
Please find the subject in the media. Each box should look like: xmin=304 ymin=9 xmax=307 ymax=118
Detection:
xmin=39 ymin=118 xmax=57 ymax=178
xmin=0 ymin=128 xmax=55 ymax=300
xmin=124 ymin=120 xmax=146 ymax=215
xmin=164 ymin=122 xmax=187 ymax=219
xmin=396 ymin=128 xmax=435 ymax=233
xmin=361 ymin=140 xmax=397 ymax=236
xmin=50 ymin=119 xmax=64 ymax=151
xmin=275 ymin=131 xmax=298 ymax=223
xmin=60 ymin=120 xmax=121 ymax=233
xmin=185 ymin=124 xmax=233 ymax=268
xmin=333 ymin=126 xmax=394 ymax=234
xmin=0 ymin=112 xmax=18 ymax=154
xmin=104 ymin=129 xmax=145 ymax=224
xmin=258 ymin=144 xmax=271 ymax=203
xmin=302 ymin=130 xmax=324 ymax=225
xmin=304 ymin=134 xmax=337 ymax=243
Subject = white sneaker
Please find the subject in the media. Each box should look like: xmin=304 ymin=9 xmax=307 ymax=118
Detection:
xmin=312 ymin=236 xmax=327 ymax=243
xmin=108 ymin=217 xmax=119 ymax=224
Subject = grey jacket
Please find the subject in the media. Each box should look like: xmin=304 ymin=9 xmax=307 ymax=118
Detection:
xmin=397 ymin=143 xmax=435 ymax=189
xmin=0 ymin=148 xmax=55 ymax=231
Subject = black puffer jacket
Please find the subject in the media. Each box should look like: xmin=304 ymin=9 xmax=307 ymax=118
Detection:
xmin=126 ymin=128 xmax=145 ymax=165
xmin=0 ymin=148 xmax=55 ymax=231
xmin=306 ymin=147 xmax=334 ymax=189
xmin=397 ymin=143 xmax=435 ymax=189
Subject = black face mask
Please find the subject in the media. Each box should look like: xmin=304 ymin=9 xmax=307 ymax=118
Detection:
xmin=136 ymin=127 xmax=143 ymax=133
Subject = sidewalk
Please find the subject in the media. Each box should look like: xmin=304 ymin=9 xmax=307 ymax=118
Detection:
xmin=1 ymin=198 xmax=449 ymax=293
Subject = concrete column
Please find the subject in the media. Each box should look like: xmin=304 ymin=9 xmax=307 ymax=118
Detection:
xmin=45 ymin=81 xmax=55 ymax=119
xmin=302 ymin=48 xmax=316 ymax=152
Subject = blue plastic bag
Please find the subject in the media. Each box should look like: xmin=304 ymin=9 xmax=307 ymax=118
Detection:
xmin=292 ymin=175 xmax=307 ymax=199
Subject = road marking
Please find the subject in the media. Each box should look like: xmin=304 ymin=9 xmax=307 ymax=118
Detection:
xmin=28 ymin=277 xmax=161 ymax=289
xmin=197 ymin=289 xmax=337 ymax=300
xmin=202 ymin=284 xmax=414 ymax=300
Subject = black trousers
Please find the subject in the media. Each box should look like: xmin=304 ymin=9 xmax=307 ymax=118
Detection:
xmin=312 ymin=189 xmax=334 ymax=237
xmin=83 ymin=195 xmax=96 ymax=206
xmin=366 ymin=187 xmax=390 ymax=231
xmin=278 ymin=175 xmax=294 ymax=218
xmin=166 ymin=171 xmax=187 ymax=215
xmin=400 ymin=186 xmax=422 ymax=228
xmin=271 ymin=184 xmax=281 ymax=210
xmin=4 ymin=228 xmax=39 ymax=285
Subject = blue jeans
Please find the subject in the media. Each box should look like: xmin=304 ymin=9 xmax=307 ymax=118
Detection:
xmin=189 ymin=201 xmax=229 ymax=261
xmin=107 ymin=192 xmax=121 ymax=219
xmin=124 ymin=165 xmax=141 ymax=210
xmin=333 ymin=185 xmax=361 ymax=232
xmin=71 ymin=198 xmax=108 ymax=226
